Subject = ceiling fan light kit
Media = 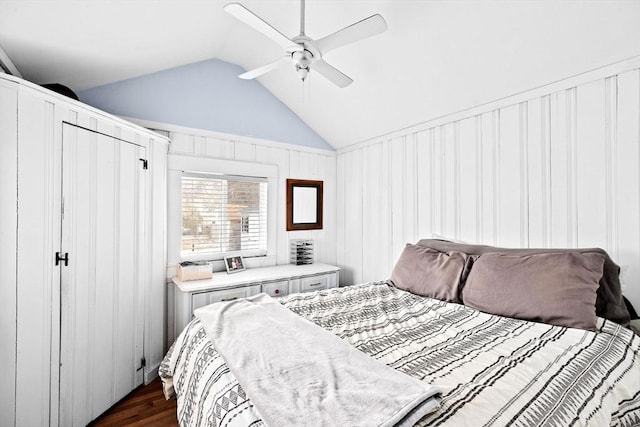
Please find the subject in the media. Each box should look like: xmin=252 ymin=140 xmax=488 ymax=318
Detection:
xmin=224 ymin=0 xmax=387 ymax=88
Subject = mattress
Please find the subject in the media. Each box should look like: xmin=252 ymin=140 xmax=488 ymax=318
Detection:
xmin=159 ymin=281 xmax=640 ymax=426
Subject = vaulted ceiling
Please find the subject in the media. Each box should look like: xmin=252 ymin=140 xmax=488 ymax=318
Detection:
xmin=1 ymin=1 xmax=638 ymax=149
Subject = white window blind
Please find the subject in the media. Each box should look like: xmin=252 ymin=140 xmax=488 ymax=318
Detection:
xmin=181 ymin=172 xmax=267 ymax=258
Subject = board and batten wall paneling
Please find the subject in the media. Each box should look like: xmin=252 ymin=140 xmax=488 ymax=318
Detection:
xmin=336 ymin=58 xmax=640 ymax=311
xmin=1 ymin=75 xmax=169 ymax=427
xmin=150 ymin=121 xmax=337 ymax=346
xmin=0 ymin=78 xmax=18 ymax=427
xmin=163 ymin=127 xmax=337 ymax=271
xmin=617 ymin=70 xmax=640 ymax=309
xmin=147 ymin=137 xmax=168 ymax=376
xmin=15 ymin=89 xmax=58 ymax=426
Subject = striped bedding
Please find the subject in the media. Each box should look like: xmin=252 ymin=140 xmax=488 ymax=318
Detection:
xmin=159 ymin=281 xmax=640 ymax=426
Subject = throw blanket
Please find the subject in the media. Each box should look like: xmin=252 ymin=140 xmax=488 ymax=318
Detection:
xmin=194 ymin=293 xmax=441 ymax=427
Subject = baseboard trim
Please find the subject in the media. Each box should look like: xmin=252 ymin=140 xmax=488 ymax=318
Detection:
xmin=144 ymin=363 xmax=160 ymax=385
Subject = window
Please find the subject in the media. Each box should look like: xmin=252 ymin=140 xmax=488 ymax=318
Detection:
xmin=181 ymin=172 xmax=267 ymax=258
xmin=168 ymin=154 xmax=277 ymax=267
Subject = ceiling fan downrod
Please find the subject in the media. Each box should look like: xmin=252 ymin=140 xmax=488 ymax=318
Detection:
xmin=294 ymin=0 xmax=310 ymax=81
xmin=299 ymin=0 xmax=305 ymax=36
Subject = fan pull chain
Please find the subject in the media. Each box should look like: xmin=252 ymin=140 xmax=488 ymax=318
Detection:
xmin=301 ymin=72 xmax=311 ymax=104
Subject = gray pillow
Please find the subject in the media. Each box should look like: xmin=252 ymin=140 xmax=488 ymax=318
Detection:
xmin=462 ymin=252 xmax=605 ymax=330
xmin=390 ymin=244 xmax=471 ymax=303
xmin=415 ymin=239 xmax=630 ymax=327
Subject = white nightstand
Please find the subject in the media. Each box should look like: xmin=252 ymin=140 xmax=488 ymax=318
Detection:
xmin=171 ymin=263 xmax=340 ymax=337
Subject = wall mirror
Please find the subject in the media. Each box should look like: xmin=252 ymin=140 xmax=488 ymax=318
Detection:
xmin=286 ymin=179 xmax=323 ymax=231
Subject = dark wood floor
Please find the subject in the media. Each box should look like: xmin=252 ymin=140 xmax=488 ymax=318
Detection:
xmin=90 ymin=377 xmax=179 ymax=426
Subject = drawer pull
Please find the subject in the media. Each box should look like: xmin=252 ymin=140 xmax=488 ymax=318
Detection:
xmin=308 ymin=282 xmax=322 ymax=287
xmin=221 ymin=297 xmax=238 ymax=302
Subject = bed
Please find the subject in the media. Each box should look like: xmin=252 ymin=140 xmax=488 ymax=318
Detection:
xmin=160 ymin=240 xmax=640 ymax=426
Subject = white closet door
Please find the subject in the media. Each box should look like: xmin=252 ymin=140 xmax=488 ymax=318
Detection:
xmin=59 ymin=123 xmax=145 ymax=426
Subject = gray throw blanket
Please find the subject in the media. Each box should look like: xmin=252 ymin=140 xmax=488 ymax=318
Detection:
xmin=195 ymin=293 xmax=441 ymax=427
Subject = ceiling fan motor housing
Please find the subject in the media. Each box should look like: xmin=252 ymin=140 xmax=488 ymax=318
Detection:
xmin=292 ymin=48 xmax=314 ymax=80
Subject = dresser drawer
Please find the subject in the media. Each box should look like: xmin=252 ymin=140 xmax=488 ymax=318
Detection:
xmin=172 ymin=264 xmax=340 ymax=343
xmin=300 ymin=275 xmax=329 ymax=292
xmin=192 ymin=285 xmax=261 ymax=312
xmin=262 ymin=280 xmax=289 ymax=297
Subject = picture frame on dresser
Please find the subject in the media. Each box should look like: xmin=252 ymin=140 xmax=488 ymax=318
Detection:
xmin=224 ymin=255 xmax=246 ymax=273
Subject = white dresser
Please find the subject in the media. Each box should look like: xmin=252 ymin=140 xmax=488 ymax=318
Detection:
xmin=172 ymin=263 xmax=340 ymax=336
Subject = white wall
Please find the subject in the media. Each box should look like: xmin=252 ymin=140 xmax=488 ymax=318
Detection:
xmin=161 ymin=124 xmax=337 ymax=267
xmin=250 ymin=1 xmax=640 ymax=149
xmin=132 ymin=120 xmax=338 ymax=345
xmin=336 ymin=57 xmax=640 ymax=311
xmin=0 ymin=76 xmax=18 ymax=427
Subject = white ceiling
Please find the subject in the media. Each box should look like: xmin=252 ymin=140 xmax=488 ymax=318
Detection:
xmin=1 ymin=0 xmax=638 ymax=149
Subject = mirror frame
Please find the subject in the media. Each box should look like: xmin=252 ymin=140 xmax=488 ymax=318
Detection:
xmin=286 ymin=179 xmax=323 ymax=231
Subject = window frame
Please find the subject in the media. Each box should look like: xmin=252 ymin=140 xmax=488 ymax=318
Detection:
xmin=168 ymin=154 xmax=278 ymax=267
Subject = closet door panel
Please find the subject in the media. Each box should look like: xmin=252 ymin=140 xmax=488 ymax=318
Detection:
xmin=60 ymin=124 xmax=143 ymax=426
xmin=92 ymin=134 xmax=117 ymax=417
xmin=114 ymin=142 xmax=140 ymax=400
xmin=60 ymin=124 xmax=96 ymax=425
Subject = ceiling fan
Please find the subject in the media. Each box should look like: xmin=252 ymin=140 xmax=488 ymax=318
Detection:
xmin=223 ymin=0 xmax=387 ymax=88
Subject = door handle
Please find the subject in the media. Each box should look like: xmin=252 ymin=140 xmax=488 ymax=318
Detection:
xmin=55 ymin=252 xmax=69 ymax=266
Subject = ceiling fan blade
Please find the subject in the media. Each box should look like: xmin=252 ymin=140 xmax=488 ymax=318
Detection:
xmin=313 ymin=60 xmax=353 ymax=88
xmin=224 ymin=3 xmax=298 ymax=51
xmin=239 ymin=57 xmax=288 ymax=79
xmin=315 ymin=14 xmax=387 ymax=55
